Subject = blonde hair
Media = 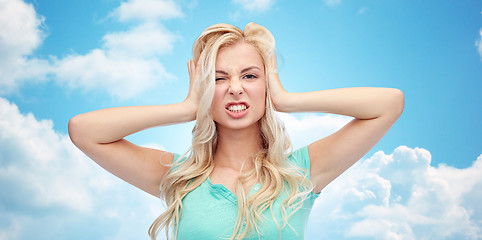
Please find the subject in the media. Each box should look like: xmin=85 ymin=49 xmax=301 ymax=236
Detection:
xmin=149 ymin=22 xmax=314 ymax=240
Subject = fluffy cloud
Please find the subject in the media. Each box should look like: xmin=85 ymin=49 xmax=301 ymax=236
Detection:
xmin=232 ymin=0 xmax=275 ymax=12
xmin=476 ymin=29 xmax=482 ymax=60
xmin=307 ymin=146 xmax=482 ymax=239
xmin=0 ymin=0 xmax=51 ymax=93
xmin=279 ymin=112 xmax=352 ymax=148
xmin=52 ymin=22 xmax=176 ymax=99
xmin=51 ymin=0 xmax=182 ymax=100
xmin=0 ymin=99 xmax=92 ymax=213
xmin=0 ymin=0 xmax=182 ymax=100
xmin=283 ymin=113 xmax=481 ymax=239
xmin=0 ymin=97 xmax=163 ymax=239
xmin=102 ymin=23 xmax=177 ymax=58
xmin=269 ymin=113 xmax=481 ymax=239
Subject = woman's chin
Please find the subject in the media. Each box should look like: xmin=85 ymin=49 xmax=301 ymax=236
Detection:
xmin=216 ymin=119 xmax=259 ymax=132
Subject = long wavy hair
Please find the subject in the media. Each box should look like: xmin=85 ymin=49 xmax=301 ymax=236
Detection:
xmin=149 ymin=22 xmax=314 ymax=240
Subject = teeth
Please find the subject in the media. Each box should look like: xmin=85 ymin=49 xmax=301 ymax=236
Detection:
xmin=228 ymin=104 xmax=247 ymax=112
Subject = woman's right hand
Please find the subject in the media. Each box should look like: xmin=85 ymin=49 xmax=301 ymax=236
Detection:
xmin=184 ymin=59 xmax=201 ymax=120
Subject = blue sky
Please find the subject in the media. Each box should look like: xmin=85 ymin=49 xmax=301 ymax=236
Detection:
xmin=0 ymin=0 xmax=481 ymax=239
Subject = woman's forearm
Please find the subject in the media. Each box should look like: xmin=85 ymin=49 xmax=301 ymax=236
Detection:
xmin=278 ymin=87 xmax=405 ymax=119
xmin=68 ymin=101 xmax=196 ymax=145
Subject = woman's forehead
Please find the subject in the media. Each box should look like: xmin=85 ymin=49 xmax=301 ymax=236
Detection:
xmin=215 ymin=42 xmax=264 ymax=71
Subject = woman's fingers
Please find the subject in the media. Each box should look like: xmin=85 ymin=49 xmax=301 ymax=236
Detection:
xmin=185 ymin=59 xmax=199 ymax=114
xmin=188 ymin=59 xmax=200 ymax=83
xmin=267 ymin=54 xmax=288 ymax=111
xmin=187 ymin=59 xmax=194 ymax=80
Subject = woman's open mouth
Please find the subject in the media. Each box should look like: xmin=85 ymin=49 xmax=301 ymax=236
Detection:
xmin=225 ymin=102 xmax=249 ymax=118
xmin=227 ymin=104 xmax=247 ymax=112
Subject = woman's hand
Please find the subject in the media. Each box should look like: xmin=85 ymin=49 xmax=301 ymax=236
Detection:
xmin=267 ymin=54 xmax=290 ymax=112
xmin=184 ymin=59 xmax=201 ymax=120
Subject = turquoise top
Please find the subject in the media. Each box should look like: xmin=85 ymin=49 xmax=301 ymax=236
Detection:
xmin=172 ymin=146 xmax=320 ymax=239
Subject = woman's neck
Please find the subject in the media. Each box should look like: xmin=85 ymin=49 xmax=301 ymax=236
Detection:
xmin=214 ymin=123 xmax=263 ymax=172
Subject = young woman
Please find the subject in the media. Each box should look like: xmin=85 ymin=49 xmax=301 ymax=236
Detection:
xmin=68 ymin=22 xmax=404 ymax=240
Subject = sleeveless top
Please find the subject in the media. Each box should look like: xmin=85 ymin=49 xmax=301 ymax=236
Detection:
xmin=171 ymin=146 xmax=320 ymax=239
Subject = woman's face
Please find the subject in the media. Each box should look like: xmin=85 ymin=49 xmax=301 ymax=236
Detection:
xmin=211 ymin=41 xmax=266 ymax=131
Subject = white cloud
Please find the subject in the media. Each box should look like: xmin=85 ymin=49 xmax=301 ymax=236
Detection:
xmin=52 ymin=46 xmax=174 ymax=100
xmin=51 ymin=2 xmax=182 ymax=100
xmin=113 ymin=0 xmax=183 ymax=22
xmin=0 ymin=0 xmax=50 ymax=93
xmin=232 ymin=0 xmax=275 ymax=12
xmin=0 ymin=98 xmax=94 ymax=213
xmin=103 ymin=22 xmax=178 ymax=58
xmin=0 ymin=97 xmax=163 ymax=239
xmin=0 ymin=0 xmax=43 ymax=59
xmin=0 ymin=0 xmax=182 ymax=100
xmin=279 ymin=112 xmax=352 ymax=148
xmin=324 ymin=0 xmax=342 ymax=7
xmin=476 ymin=29 xmax=482 ymax=60
xmin=307 ymin=146 xmax=482 ymax=239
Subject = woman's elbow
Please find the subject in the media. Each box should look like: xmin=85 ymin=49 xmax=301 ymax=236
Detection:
xmin=388 ymin=88 xmax=405 ymax=117
xmin=384 ymin=88 xmax=405 ymax=118
xmin=68 ymin=114 xmax=87 ymax=148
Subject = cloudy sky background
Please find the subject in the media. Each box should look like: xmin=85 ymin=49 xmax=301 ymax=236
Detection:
xmin=0 ymin=0 xmax=481 ymax=239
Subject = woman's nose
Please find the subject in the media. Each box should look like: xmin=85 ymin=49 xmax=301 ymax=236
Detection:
xmin=228 ymin=78 xmax=243 ymax=96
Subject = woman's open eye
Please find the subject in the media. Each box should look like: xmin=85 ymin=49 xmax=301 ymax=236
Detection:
xmin=244 ymin=74 xmax=257 ymax=80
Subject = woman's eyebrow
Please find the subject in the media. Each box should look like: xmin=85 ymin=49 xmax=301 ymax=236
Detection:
xmin=215 ymin=66 xmax=261 ymax=75
xmin=241 ymin=66 xmax=262 ymax=73
xmin=215 ymin=70 xmax=228 ymax=75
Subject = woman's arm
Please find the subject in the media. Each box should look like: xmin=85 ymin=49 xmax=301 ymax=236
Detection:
xmin=268 ymin=58 xmax=404 ymax=193
xmin=68 ymin=60 xmax=199 ymax=197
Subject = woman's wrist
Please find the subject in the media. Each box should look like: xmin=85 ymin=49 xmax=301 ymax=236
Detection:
xmin=179 ymin=99 xmax=198 ymax=122
xmin=270 ymin=90 xmax=293 ymax=112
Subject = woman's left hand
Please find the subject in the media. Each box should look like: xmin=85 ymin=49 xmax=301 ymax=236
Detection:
xmin=267 ymin=54 xmax=290 ymax=112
